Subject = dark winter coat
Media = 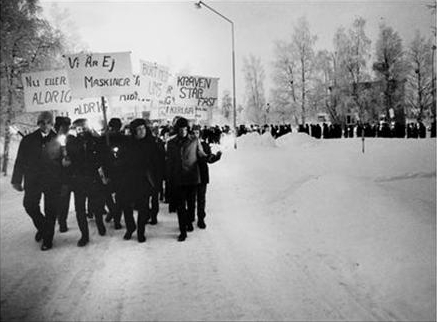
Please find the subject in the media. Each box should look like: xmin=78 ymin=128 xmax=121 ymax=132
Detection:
xmin=154 ymin=136 xmax=166 ymax=183
xmin=198 ymin=141 xmax=221 ymax=184
xmin=66 ymin=132 xmax=105 ymax=182
xmin=166 ymin=134 xmax=206 ymax=186
xmin=100 ymin=132 xmax=130 ymax=180
xmin=124 ymin=135 xmax=160 ymax=200
xmin=11 ymin=129 xmax=62 ymax=189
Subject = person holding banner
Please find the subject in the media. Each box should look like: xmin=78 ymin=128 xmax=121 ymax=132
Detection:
xmin=102 ymin=118 xmax=126 ymax=230
xmin=166 ymin=117 xmax=207 ymax=242
xmin=66 ymin=118 xmax=108 ymax=247
xmin=11 ymin=111 xmax=63 ymax=251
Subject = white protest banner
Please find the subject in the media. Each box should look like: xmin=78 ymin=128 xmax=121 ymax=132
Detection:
xmin=139 ymin=60 xmax=171 ymax=106
xmin=108 ymin=74 xmax=147 ymax=111
xmin=22 ymin=70 xmax=73 ymax=112
xmin=175 ymin=75 xmax=218 ymax=107
xmin=64 ymin=52 xmax=133 ymax=99
xmin=174 ymin=75 xmax=218 ymax=122
xmin=157 ymin=105 xmax=196 ymax=120
xmin=21 ymin=69 xmax=103 ymax=115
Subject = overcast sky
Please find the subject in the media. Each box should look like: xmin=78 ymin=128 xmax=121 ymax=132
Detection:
xmin=41 ymin=0 xmax=435 ymax=104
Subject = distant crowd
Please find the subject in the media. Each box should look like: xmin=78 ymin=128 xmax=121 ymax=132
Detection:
xmin=235 ymin=120 xmax=436 ymax=139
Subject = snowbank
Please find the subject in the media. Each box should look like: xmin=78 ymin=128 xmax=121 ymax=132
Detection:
xmin=275 ymin=132 xmax=318 ymax=148
xmin=237 ymin=132 xmax=277 ymax=149
xmin=0 ymin=131 xmax=435 ymax=321
xmin=212 ymin=137 xmax=435 ymax=321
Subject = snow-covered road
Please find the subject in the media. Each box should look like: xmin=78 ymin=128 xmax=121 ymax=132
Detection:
xmin=1 ymin=134 xmax=435 ymax=321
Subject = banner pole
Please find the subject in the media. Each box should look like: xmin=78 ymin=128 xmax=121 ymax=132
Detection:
xmin=101 ymin=96 xmax=110 ymax=146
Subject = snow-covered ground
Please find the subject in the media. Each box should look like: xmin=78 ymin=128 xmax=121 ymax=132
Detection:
xmin=0 ymin=133 xmax=435 ymax=321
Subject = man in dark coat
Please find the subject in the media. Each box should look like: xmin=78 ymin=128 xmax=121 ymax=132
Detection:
xmin=11 ymin=111 xmax=63 ymax=251
xmin=122 ymin=118 xmax=159 ymax=243
xmin=192 ymin=125 xmax=222 ymax=229
xmin=103 ymin=118 xmax=128 ymax=230
xmin=150 ymin=125 xmax=166 ymax=225
xmin=166 ymin=117 xmax=206 ymax=241
xmin=66 ymin=118 xmax=107 ymax=247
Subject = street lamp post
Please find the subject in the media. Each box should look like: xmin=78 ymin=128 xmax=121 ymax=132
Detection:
xmin=195 ymin=0 xmax=237 ymax=149
xmin=432 ymin=45 xmax=436 ymax=123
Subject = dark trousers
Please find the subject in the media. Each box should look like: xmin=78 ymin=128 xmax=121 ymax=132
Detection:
xmin=112 ymin=191 xmax=123 ymax=225
xmin=124 ymin=195 xmax=152 ymax=237
xmin=58 ymin=184 xmax=71 ymax=228
xmin=111 ymin=179 xmax=126 ymax=226
xmin=174 ymin=185 xmax=197 ymax=234
xmin=196 ymin=183 xmax=207 ymax=221
xmin=158 ymin=180 xmax=164 ymax=201
xmin=23 ymin=182 xmax=61 ymax=245
xmin=150 ymin=191 xmax=159 ymax=221
xmin=72 ymin=176 xmax=106 ymax=239
xmin=105 ymin=187 xmax=116 ymax=215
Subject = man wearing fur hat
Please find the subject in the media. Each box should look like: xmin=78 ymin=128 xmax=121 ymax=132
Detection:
xmin=11 ymin=111 xmax=63 ymax=251
xmin=166 ymin=117 xmax=206 ymax=242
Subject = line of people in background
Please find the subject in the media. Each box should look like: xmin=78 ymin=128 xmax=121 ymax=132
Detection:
xmin=236 ymin=120 xmax=436 ymax=139
xmin=11 ymin=111 xmax=222 ymax=251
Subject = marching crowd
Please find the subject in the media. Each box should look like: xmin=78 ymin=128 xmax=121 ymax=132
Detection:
xmin=11 ymin=111 xmax=222 ymax=250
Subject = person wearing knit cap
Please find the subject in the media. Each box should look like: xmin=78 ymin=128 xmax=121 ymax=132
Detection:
xmin=11 ymin=111 xmax=63 ymax=251
xmin=166 ymin=117 xmax=207 ymax=241
xmin=119 ymin=118 xmax=160 ymax=243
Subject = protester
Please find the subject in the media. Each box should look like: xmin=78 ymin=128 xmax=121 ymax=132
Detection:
xmin=192 ymin=125 xmax=222 ymax=229
xmin=54 ymin=116 xmax=72 ymax=233
xmin=66 ymin=118 xmax=107 ymax=247
xmin=122 ymin=118 xmax=159 ymax=243
xmin=166 ymin=117 xmax=206 ymax=241
xmin=11 ymin=111 xmax=63 ymax=251
xmin=103 ymin=118 xmax=127 ymax=230
xmin=150 ymin=125 xmax=166 ymax=225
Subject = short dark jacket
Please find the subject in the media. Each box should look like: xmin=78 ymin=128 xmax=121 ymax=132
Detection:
xmin=166 ymin=134 xmax=206 ymax=186
xmin=11 ymin=129 xmax=62 ymax=188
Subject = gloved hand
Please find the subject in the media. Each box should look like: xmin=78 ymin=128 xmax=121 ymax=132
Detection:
xmin=12 ymin=183 xmax=24 ymax=192
xmin=216 ymin=151 xmax=222 ymax=159
xmin=62 ymin=157 xmax=71 ymax=167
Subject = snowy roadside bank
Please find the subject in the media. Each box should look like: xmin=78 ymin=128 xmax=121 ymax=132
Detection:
xmin=0 ymin=133 xmax=435 ymax=321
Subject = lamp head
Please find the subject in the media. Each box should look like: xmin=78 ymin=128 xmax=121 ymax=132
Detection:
xmin=195 ymin=1 xmax=202 ymax=9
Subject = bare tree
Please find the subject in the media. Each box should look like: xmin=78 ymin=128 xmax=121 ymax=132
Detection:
xmin=311 ymin=49 xmax=344 ymax=124
xmin=335 ymin=18 xmax=371 ymax=123
xmin=221 ymin=90 xmax=232 ymax=121
xmin=292 ymin=16 xmax=317 ymax=125
xmin=0 ymin=0 xmax=66 ymax=175
xmin=270 ymin=16 xmax=316 ymax=125
xmin=271 ymin=40 xmax=298 ymax=124
xmin=373 ymin=23 xmax=408 ymax=123
xmin=242 ymin=55 xmax=266 ymax=124
xmin=406 ymin=31 xmax=433 ymax=121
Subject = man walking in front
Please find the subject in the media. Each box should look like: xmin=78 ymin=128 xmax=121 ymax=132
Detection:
xmin=166 ymin=117 xmax=206 ymax=242
xmin=11 ymin=111 xmax=63 ymax=251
